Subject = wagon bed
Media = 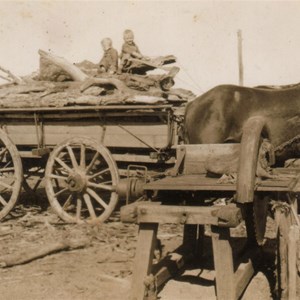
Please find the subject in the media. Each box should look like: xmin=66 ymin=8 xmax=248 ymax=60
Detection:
xmin=0 ymin=104 xmax=177 ymax=153
xmin=0 ymin=102 xmax=183 ymax=224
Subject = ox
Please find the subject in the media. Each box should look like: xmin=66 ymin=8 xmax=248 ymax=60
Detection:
xmin=184 ymin=84 xmax=300 ymax=165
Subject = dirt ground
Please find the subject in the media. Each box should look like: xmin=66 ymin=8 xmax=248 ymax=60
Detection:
xmin=0 ymin=190 xmax=297 ymax=300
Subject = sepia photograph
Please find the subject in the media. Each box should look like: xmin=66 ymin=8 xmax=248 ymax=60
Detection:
xmin=0 ymin=1 xmax=299 ymax=299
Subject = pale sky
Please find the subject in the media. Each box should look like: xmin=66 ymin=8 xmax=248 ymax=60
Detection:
xmin=1 ymin=1 xmax=300 ymax=95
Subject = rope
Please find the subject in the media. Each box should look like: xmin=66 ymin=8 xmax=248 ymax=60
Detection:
xmin=175 ymin=76 xmax=203 ymax=93
xmin=176 ymin=61 xmax=204 ymax=93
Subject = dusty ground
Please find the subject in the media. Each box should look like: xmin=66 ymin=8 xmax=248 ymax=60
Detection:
xmin=0 ymin=190 xmax=297 ymax=300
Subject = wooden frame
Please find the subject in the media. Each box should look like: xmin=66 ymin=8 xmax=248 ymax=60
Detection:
xmin=129 ymin=203 xmax=256 ymax=300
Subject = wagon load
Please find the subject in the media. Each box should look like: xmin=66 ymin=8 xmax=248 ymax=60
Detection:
xmin=0 ymin=50 xmax=195 ymax=109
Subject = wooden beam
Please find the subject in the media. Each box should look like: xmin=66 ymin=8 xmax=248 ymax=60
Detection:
xmin=131 ymin=223 xmax=158 ymax=300
xmin=234 ymin=248 xmax=259 ymax=299
xmin=275 ymin=208 xmax=293 ymax=299
xmin=288 ymin=225 xmax=300 ymax=300
xmin=137 ymin=204 xmax=220 ymax=225
xmin=152 ymin=252 xmax=184 ymax=289
xmin=211 ymin=226 xmax=235 ymax=300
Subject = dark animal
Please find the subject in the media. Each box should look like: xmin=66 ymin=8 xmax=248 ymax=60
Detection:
xmin=184 ymin=84 xmax=300 ymax=164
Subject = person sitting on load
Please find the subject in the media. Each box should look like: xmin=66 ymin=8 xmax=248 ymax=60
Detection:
xmin=119 ymin=29 xmax=150 ymax=73
xmin=99 ymin=38 xmax=118 ymax=74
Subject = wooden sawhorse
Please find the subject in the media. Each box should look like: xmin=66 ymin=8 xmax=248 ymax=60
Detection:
xmin=130 ymin=203 xmax=258 ymax=300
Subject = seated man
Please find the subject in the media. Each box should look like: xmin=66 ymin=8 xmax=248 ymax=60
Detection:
xmin=99 ymin=38 xmax=118 ymax=74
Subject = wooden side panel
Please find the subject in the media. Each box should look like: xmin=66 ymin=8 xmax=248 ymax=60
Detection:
xmin=4 ymin=122 xmax=169 ymax=148
xmin=179 ymin=144 xmax=240 ymax=175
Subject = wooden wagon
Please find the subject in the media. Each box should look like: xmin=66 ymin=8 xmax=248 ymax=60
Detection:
xmin=120 ymin=117 xmax=300 ymax=300
xmin=0 ymin=103 xmax=182 ymax=223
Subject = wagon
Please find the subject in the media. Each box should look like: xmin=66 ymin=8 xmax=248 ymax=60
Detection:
xmin=120 ymin=117 xmax=300 ymax=300
xmin=0 ymin=103 xmax=183 ymax=224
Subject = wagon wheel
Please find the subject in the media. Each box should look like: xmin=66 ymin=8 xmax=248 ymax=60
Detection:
xmin=236 ymin=116 xmax=271 ymax=245
xmin=45 ymin=137 xmax=119 ymax=224
xmin=0 ymin=129 xmax=23 ymax=220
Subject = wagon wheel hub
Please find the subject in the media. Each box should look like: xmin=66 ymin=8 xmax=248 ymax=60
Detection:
xmin=66 ymin=171 xmax=87 ymax=193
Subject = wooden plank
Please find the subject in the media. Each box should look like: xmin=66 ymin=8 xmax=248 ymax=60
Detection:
xmin=153 ymin=252 xmax=184 ymax=289
xmin=234 ymin=249 xmax=258 ymax=299
xmin=144 ymin=174 xmax=295 ymax=192
xmin=288 ymin=225 xmax=300 ymax=300
xmin=5 ymin=123 xmax=170 ymax=148
xmin=275 ymin=209 xmax=293 ymax=299
xmin=0 ymin=104 xmax=172 ymax=113
xmin=234 ymin=259 xmax=255 ymax=299
xmin=0 ymin=110 xmax=169 ymax=120
xmin=137 ymin=204 xmax=219 ymax=225
xmin=144 ymin=174 xmax=236 ymax=191
xmin=131 ymin=223 xmax=158 ymax=300
xmin=211 ymin=226 xmax=236 ymax=300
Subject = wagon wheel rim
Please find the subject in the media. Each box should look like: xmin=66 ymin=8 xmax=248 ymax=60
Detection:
xmin=0 ymin=129 xmax=23 ymax=220
xmin=45 ymin=137 xmax=119 ymax=224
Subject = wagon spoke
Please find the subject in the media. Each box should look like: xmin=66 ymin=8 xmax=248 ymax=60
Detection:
xmin=62 ymin=194 xmax=72 ymax=210
xmin=88 ymin=168 xmax=110 ymax=180
xmin=0 ymin=180 xmax=14 ymax=190
xmin=32 ymin=178 xmax=43 ymax=192
xmin=86 ymin=188 xmax=108 ymax=209
xmin=0 ymin=167 xmax=15 ymax=172
xmin=0 ymin=195 xmax=7 ymax=206
xmin=86 ymin=152 xmax=100 ymax=174
xmin=2 ymin=161 xmax=12 ymax=169
xmin=101 ymin=180 xmax=112 ymax=185
xmin=76 ymin=198 xmax=82 ymax=222
xmin=80 ymin=144 xmax=86 ymax=169
xmin=83 ymin=193 xmax=97 ymax=219
xmin=0 ymin=147 xmax=7 ymax=160
xmin=49 ymin=174 xmax=68 ymax=181
xmin=54 ymin=157 xmax=73 ymax=173
xmin=67 ymin=146 xmax=79 ymax=169
xmin=54 ymin=187 xmax=68 ymax=197
xmin=87 ymin=182 xmax=113 ymax=191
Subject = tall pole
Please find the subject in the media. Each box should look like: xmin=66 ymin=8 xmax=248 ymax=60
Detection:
xmin=237 ymin=30 xmax=244 ymax=86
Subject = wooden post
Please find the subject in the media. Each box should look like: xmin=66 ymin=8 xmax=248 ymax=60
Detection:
xmin=275 ymin=208 xmax=293 ymax=299
xmin=131 ymin=223 xmax=158 ymax=300
xmin=211 ymin=226 xmax=235 ymax=300
xmin=288 ymin=225 xmax=300 ymax=300
xmin=237 ymin=30 xmax=244 ymax=86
